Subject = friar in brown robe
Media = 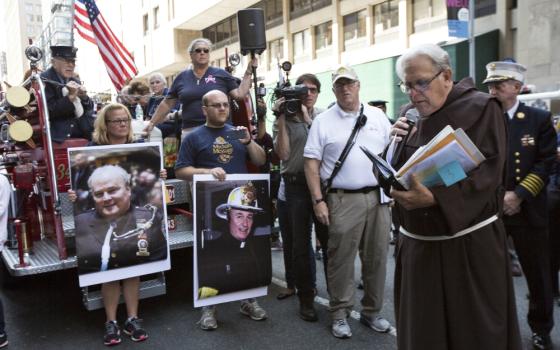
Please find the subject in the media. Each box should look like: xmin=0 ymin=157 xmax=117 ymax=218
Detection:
xmin=391 ymin=44 xmax=521 ymax=350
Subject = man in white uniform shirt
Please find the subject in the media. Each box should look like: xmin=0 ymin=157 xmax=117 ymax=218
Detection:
xmin=304 ymin=65 xmax=392 ymax=339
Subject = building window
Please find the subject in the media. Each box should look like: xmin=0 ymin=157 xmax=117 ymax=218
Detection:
xmin=36 ymin=15 xmax=42 ymax=22
xmin=203 ymin=28 xmax=216 ymax=44
xmin=143 ymin=14 xmax=149 ymax=35
xmin=290 ymin=0 xmax=332 ymax=20
xmin=153 ymin=6 xmax=160 ymax=28
xmin=27 ymin=14 xmax=34 ymax=22
xmin=293 ymin=28 xmax=310 ymax=57
xmin=27 ymin=25 xmax=34 ymax=36
xmin=343 ymin=10 xmax=367 ymax=44
xmin=202 ymin=15 xmax=238 ymax=49
xmin=413 ymin=0 xmax=445 ymax=21
xmin=25 ymin=3 xmax=33 ymax=12
xmin=268 ymin=37 xmax=284 ymax=69
xmin=265 ymin=0 xmax=283 ymax=28
xmin=314 ymin=21 xmax=332 ymax=51
xmin=168 ymin=0 xmax=175 ymax=20
xmin=475 ymin=0 xmax=496 ymax=17
xmin=34 ymin=4 xmax=41 ymax=12
xmin=374 ymin=0 xmax=399 ymax=32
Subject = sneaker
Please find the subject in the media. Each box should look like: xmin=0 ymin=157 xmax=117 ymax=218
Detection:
xmin=240 ymin=300 xmax=267 ymax=321
xmin=0 ymin=333 xmax=7 ymax=348
xmin=532 ymin=333 xmax=552 ymax=350
xmin=123 ymin=317 xmax=148 ymax=342
xmin=331 ymin=319 xmax=352 ymax=339
xmin=103 ymin=321 xmax=122 ymax=346
xmin=199 ymin=306 xmax=218 ymax=330
xmin=360 ymin=313 xmax=391 ymax=333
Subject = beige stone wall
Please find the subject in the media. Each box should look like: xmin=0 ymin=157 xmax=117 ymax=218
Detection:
xmin=516 ymin=0 xmax=560 ymax=91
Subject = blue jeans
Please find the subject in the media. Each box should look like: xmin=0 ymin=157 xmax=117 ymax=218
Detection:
xmin=284 ymin=175 xmax=329 ymax=297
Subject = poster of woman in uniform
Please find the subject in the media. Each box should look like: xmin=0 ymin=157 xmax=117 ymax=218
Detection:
xmin=193 ymin=174 xmax=271 ymax=307
xmin=68 ymin=142 xmax=170 ymax=287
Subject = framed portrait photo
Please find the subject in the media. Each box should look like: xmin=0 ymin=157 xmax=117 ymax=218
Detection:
xmin=68 ymin=142 xmax=170 ymax=287
xmin=193 ymin=173 xmax=272 ymax=307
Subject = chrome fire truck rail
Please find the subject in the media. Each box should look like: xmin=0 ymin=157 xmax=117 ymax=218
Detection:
xmin=1 ymin=239 xmax=77 ymax=276
xmin=2 ymin=229 xmax=193 ymax=277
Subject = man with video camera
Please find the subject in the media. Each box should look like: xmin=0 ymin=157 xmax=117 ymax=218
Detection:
xmin=272 ymin=73 xmax=329 ymax=322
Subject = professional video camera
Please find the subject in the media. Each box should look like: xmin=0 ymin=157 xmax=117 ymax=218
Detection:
xmin=272 ymin=61 xmax=308 ymax=117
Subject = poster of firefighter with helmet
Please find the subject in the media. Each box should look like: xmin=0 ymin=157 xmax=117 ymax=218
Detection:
xmin=193 ymin=174 xmax=272 ymax=307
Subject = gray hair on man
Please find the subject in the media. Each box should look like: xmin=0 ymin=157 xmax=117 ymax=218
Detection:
xmin=88 ymin=165 xmax=131 ymax=190
xmin=187 ymin=38 xmax=212 ymax=53
xmin=395 ymin=44 xmax=451 ymax=81
xmin=148 ymin=72 xmax=166 ymax=85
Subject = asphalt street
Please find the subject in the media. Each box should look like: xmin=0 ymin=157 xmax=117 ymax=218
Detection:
xmin=0 ymin=245 xmax=559 ymax=349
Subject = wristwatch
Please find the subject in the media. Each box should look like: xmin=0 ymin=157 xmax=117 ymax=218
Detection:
xmin=313 ymin=198 xmax=325 ymax=205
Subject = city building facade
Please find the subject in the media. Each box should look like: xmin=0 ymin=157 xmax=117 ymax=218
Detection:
xmin=2 ymin=0 xmax=559 ymax=117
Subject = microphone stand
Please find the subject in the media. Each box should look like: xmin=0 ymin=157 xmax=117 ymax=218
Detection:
xmin=250 ymin=51 xmax=258 ymax=129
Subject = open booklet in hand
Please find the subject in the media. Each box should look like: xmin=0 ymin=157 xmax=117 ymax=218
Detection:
xmin=361 ymin=125 xmax=486 ymax=193
xmin=360 ymin=146 xmax=407 ymax=194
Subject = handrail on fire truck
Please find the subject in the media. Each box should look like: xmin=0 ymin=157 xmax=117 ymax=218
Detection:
xmin=33 ymin=75 xmax=61 ymax=208
xmin=518 ymin=89 xmax=560 ymax=101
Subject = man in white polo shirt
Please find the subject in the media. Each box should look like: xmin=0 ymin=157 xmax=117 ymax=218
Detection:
xmin=303 ymin=65 xmax=392 ymax=339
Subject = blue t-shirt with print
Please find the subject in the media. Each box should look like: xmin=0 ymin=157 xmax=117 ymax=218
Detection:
xmin=175 ymin=125 xmax=248 ymax=173
xmin=167 ymin=67 xmax=238 ymax=129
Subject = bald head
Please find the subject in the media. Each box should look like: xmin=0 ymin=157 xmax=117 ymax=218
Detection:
xmin=202 ymin=90 xmax=230 ymax=127
xmin=202 ymin=90 xmax=228 ymax=106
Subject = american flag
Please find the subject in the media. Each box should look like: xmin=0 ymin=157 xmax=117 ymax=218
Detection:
xmin=73 ymin=0 xmax=138 ymax=91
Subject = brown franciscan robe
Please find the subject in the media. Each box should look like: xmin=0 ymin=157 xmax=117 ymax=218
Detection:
xmin=393 ymin=78 xmax=522 ymax=350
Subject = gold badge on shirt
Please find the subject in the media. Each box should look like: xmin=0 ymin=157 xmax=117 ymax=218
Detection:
xmin=136 ymin=230 xmax=150 ymax=257
xmin=516 ymin=112 xmax=525 ymax=120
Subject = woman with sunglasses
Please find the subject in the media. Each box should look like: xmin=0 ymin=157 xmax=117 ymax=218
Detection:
xmin=69 ymin=103 xmax=166 ymax=346
xmin=145 ymin=38 xmax=257 ymax=138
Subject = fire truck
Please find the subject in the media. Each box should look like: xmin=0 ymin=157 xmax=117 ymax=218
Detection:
xmin=0 ymin=46 xmax=258 ymax=310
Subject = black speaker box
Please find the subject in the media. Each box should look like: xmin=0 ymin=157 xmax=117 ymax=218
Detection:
xmin=237 ymin=9 xmax=266 ymax=55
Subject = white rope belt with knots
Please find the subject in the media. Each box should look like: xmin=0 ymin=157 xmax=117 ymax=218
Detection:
xmin=399 ymin=214 xmax=498 ymax=241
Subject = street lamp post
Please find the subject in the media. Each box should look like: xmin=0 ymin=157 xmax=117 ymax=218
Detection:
xmin=469 ymin=0 xmax=476 ymax=83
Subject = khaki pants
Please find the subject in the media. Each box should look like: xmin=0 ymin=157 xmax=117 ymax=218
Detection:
xmin=326 ymin=190 xmax=390 ymax=320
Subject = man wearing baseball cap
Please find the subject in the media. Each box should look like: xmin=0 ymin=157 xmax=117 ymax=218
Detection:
xmin=484 ymin=59 xmax=557 ymax=350
xmin=304 ymin=65 xmax=393 ymax=339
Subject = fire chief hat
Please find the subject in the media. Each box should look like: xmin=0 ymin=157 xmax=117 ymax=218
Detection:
xmin=50 ymin=46 xmax=78 ymax=59
xmin=483 ymin=59 xmax=526 ymax=84
xmin=215 ymin=182 xmax=264 ymax=220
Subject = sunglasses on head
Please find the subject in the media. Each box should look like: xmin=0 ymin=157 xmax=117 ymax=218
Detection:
xmin=193 ymin=48 xmax=210 ymax=54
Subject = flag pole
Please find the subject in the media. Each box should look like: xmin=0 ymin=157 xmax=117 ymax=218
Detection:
xmin=70 ymin=0 xmax=75 ymax=46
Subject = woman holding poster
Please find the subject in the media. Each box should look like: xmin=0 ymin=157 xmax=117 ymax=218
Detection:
xmin=69 ymin=103 xmax=167 ymax=346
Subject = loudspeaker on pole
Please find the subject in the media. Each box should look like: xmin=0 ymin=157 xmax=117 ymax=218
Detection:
xmin=237 ymin=9 xmax=266 ymax=56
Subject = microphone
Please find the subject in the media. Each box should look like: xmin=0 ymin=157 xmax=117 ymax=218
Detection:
xmin=391 ymin=108 xmax=419 ymax=168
